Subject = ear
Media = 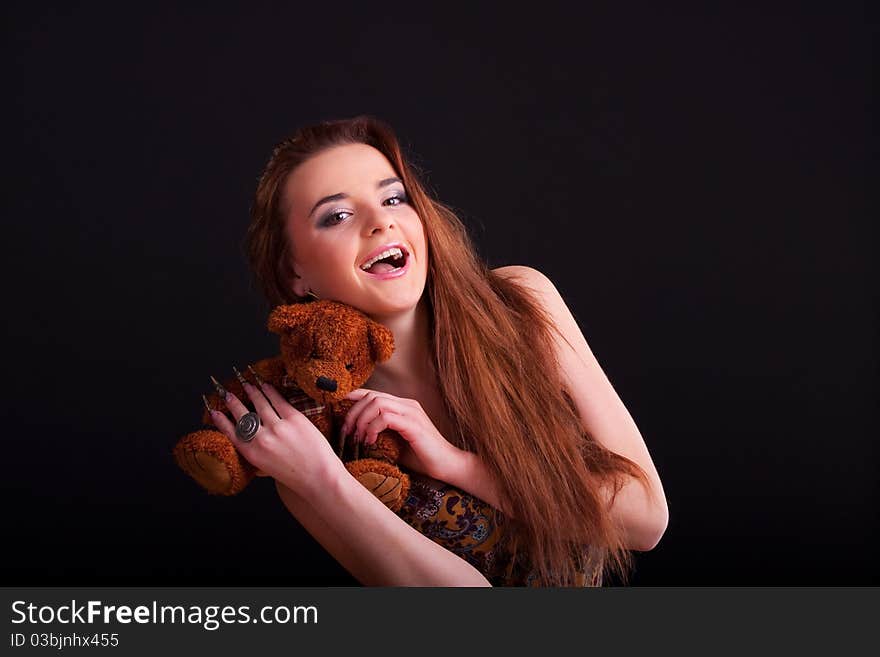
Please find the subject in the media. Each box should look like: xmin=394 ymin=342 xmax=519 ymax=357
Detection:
xmin=367 ymin=321 xmax=395 ymax=363
xmin=287 ymin=261 xmax=310 ymax=299
xmin=290 ymin=274 xmax=311 ymax=299
xmin=267 ymin=303 xmax=317 ymax=335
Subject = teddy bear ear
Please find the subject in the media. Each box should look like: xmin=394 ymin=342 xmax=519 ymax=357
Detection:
xmin=367 ymin=321 xmax=395 ymax=363
xmin=267 ymin=303 xmax=315 ymax=334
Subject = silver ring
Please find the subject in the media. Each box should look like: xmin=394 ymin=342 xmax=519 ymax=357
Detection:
xmin=235 ymin=412 xmax=260 ymax=442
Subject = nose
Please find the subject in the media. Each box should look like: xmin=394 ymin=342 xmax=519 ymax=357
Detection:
xmin=316 ymin=376 xmax=337 ymax=392
xmin=362 ymin=205 xmax=395 ymax=235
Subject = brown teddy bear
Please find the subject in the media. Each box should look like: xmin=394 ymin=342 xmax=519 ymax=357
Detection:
xmin=173 ymin=299 xmax=411 ymax=511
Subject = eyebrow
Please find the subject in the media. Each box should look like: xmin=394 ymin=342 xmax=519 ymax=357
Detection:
xmin=308 ymin=177 xmax=403 ymax=218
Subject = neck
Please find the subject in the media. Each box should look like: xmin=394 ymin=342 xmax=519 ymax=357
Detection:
xmin=366 ymin=294 xmax=435 ymax=389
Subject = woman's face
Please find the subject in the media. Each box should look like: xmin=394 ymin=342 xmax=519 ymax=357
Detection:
xmin=282 ymin=143 xmax=428 ymax=317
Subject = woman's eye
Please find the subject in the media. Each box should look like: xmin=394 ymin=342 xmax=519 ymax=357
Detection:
xmin=321 ymin=194 xmax=405 ymax=227
xmin=322 ymin=210 xmax=351 ymax=227
xmin=384 ymin=193 xmax=406 ymax=206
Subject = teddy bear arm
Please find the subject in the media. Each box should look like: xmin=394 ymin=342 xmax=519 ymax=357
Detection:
xmin=329 ymin=400 xmax=354 ymax=434
xmin=346 ymin=459 xmax=410 ymax=511
xmin=310 ymin=411 xmax=333 ymax=438
xmin=328 ymin=401 xmax=403 ymax=461
xmin=173 ymin=429 xmax=256 ymax=495
xmin=332 ymin=398 xmax=356 ymax=418
xmin=370 ymin=430 xmax=404 ymax=461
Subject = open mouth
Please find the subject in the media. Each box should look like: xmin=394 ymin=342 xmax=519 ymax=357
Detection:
xmin=359 ymin=245 xmax=410 ymax=275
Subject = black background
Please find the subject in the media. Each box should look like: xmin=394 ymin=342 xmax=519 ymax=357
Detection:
xmin=3 ymin=3 xmax=874 ymax=585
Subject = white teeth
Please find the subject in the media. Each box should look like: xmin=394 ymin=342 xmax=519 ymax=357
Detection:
xmin=360 ymin=247 xmax=405 ymax=270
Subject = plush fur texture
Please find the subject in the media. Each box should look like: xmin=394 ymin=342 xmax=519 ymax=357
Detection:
xmin=173 ymin=300 xmax=411 ymax=510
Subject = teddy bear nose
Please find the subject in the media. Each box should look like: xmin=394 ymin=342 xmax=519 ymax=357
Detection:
xmin=316 ymin=376 xmax=338 ymax=392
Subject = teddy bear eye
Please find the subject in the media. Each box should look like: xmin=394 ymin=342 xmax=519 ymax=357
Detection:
xmin=311 ymin=349 xmax=319 ymax=360
xmin=345 ymin=363 xmax=353 ymax=370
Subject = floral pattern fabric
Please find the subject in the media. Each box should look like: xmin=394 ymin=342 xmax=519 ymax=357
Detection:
xmin=282 ymin=382 xmax=598 ymax=585
xmin=397 ymin=474 xmax=597 ymax=586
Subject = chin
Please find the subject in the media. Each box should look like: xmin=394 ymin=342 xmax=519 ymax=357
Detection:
xmin=364 ymin=287 xmax=425 ymax=316
xmin=368 ymin=297 xmax=420 ymax=317
xmin=340 ymin=268 xmax=427 ymax=316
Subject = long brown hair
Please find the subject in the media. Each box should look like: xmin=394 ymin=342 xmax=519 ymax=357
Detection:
xmin=245 ymin=115 xmax=653 ymax=586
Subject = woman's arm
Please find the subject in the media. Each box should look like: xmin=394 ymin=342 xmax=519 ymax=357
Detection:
xmin=275 ymin=470 xmax=492 ymax=587
xmin=212 ymin=381 xmax=491 ymax=586
xmin=493 ymin=265 xmax=670 ymax=552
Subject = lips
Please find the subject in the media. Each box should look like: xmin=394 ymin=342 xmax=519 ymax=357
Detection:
xmin=358 ymin=242 xmax=410 ymax=269
xmin=358 ymin=243 xmax=412 ymax=280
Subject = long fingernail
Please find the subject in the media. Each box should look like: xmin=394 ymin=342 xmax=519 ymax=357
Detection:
xmin=202 ymin=394 xmax=213 ymax=412
xmin=232 ymin=365 xmax=248 ymax=388
xmin=247 ymin=364 xmax=266 ymax=388
xmin=210 ymin=375 xmax=227 ymax=400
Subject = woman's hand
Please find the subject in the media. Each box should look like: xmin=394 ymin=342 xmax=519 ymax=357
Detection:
xmin=208 ymin=379 xmax=347 ymax=499
xmin=339 ymin=388 xmax=466 ymax=482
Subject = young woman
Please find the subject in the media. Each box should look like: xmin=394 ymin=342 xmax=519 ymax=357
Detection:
xmin=206 ymin=116 xmax=668 ymax=586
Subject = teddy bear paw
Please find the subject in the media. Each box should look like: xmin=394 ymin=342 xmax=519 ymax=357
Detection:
xmin=345 ymin=459 xmax=411 ymax=512
xmin=173 ymin=429 xmax=255 ymax=496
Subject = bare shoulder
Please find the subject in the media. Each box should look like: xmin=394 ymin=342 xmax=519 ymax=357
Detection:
xmin=495 ymin=266 xmax=668 ymax=551
xmin=492 ymin=264 xmax=554 ymax=292
xmin=493 ymin=264 xmax=603 ymax=407
xmin=492 ymin=265 xmax=566 ymax=313
xmin=492 ymin=264 xmax=544 ymax=282
xmin=492 ymin=266 xmax=631 ymax=453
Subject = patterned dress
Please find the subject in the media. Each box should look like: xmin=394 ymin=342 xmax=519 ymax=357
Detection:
xmin=281 ymin=377 xmax=598 ymax=586
xmin=396 ymin=473 xmax=600 ymax=587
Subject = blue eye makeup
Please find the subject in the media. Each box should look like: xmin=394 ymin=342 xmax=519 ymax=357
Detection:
xmin=318 ymin=190 xmax=408 ymax=227
xmin=320 ymin=210 xmax=352 ymax=227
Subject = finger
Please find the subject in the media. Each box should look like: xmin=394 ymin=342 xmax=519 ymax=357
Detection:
xmin=206 ymin=409 xmax=262 ymax=469
xmin=350 ymin=397 xmax=410 ymax=442
xmin=207 ymin=408 xmax=239 ymax=443
xmin=361 ymin=409 xmax=393 ymax=445
xmin=210 ymin=375 xmax=250 ymax=421
xmin=254 ymin=380 xmax=302 ymax=422
xmin=343 ymin=387 xmax=404 ymax=404
xmin=339 ymin=389 xmax=377 ymax=437
xmin=341 ymin=389 xmax=401 ymax=435
xmin=341 ymin=393 xmax=374 ymax=439
xmin=238 ymin=378 xmax=280 ymax=423
xmin=221 ymin=389 xmax=250 ymax=422
xmin=343 ymin=388 xmax=416 ymax=404
xmin=345 ymin=387 xmax=420 ymax=410
xmin=362 ymin=409 xmax=415 ymax=446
